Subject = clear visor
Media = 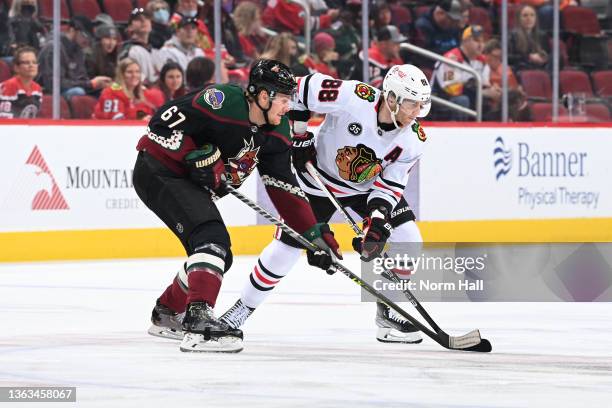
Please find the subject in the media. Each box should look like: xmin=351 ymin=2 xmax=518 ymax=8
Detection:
xmin=387 ymin=91 xmax=430 ymax=113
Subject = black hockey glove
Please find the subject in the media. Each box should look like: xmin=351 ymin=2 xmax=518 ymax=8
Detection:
xmin=184 ymin=144 xmax=225 ymax=191
xmin=291 ymin=131 xmax=317 ymax=173
xmin=352 ymin=209 xmax=392 ymax=262
xmin=303 ymin=223 xmax=343 ymax=275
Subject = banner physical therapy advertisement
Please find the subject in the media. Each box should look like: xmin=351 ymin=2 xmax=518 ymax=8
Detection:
xmin=418 ymin=127 xmax=612 ymax=221
xmin=0 ymin=124 xmax=258 ymax=232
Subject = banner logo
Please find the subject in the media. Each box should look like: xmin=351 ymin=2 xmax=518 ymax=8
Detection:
xmin=493 ymin=136 xmax=512 ymax=180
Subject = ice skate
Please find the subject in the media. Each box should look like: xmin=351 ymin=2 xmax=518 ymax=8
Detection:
xmin=375 ymin=301 xmax=423 ymax=344
xmin=180 ymin=302 xmax=244 ymax=353
xmin=147 ymin=299 xmax=185 ymax=340
xmin=220 ymin=299 xmax=254 ymax=329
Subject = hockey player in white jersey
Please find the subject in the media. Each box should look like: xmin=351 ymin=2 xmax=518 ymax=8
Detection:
xmin=150 ymin=65 xmax=431 ymax=344
xmin=213 ymin=65 xmax=432 ymax=344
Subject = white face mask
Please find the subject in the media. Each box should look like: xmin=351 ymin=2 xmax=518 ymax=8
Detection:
xmin=184 ymin=9 xmax=197 ymax=18
xmin=153 ymin=9 xmax=170 ymax=24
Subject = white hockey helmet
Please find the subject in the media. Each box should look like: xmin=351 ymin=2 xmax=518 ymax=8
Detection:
xmin=382 ymin=64 xmax=432 ymax=127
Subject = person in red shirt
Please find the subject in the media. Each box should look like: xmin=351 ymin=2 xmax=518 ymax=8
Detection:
xmin=293 ymin=31 xmax=339 ymax=78
xmin=93 ymin=58 xmax=158 ymax=120
xmin=263 ymin=0 xmax=339 ymax=36
xmin=233 ymin=1 xmax=269 ymax=62
xmin=0 ymin=46 xmax=42 ymax=118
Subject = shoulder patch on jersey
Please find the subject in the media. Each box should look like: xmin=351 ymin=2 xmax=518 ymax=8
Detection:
xmin=412 ymin=121 xmax=426 ymax=142
xmin=203 ymin=88 xmax=225 ymax=109
xmin=347 ymin=122 xmax=362 ymax=136
xmin=354 ymin=83 xmax=376 ymax=103
xmin=111 ymin=82 xmax=122 ymax=91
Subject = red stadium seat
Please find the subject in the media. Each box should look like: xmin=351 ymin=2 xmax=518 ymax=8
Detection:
xmin=591 ymin=70 xmax=612 ymax=99
xmin=68 ymin=95 xmax=98 ymax=119
xmin=518 ymin=70 xmax=552 ymax=101
xmin=70 ymin=0 xmax=102 ymax=20
xmin=102 ymin=0 xmax=133 ymax=24
xmin=39 ymin=95 xmax=72 ymax=119
xmin=530 ymin=103 xmax=568 ymax=122
xmin=38 ymin=0 xmax=71 ymax=21
xmin=562 ymin=6 xmax=601 ymax=35
xmin=559 ymin=70 xmax=594 ymax=98
xmin=585 ymin=103 xmax=611 ymax=121
xmin=390 ymin=3 xmax=412 ymax=34
xmin=469 ymin=7 xmax=493 ymax=38
xmin=414 ymin=5 xmax=430 ymax=19
xmin=0 ymin=60 xmax=11 ymax=83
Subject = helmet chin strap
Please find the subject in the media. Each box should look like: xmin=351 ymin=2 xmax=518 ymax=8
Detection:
xmin=385 ymin=97 xmax=401 ymax=129
xmin=254 ymin=90 xmax=274 ymax=126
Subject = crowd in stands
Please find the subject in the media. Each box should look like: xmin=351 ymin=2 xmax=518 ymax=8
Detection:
xmin=0 ymin=0 xmax=610 ymax=121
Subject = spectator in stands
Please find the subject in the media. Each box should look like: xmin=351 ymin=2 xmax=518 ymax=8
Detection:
xmin=483 ymin=38 xmax=528 ymax=121
xmin=170 ymin=0 xmax=214 ymax=55
xmin=508 ymin=4 xmax=549 ymax=72
xmin=0 ymin=2 xmax=9 ymax=57
xmin=120 ymin=8 xmax=165 ymax=85
xmin=329 ymin=0 xmax=362 ymax=79
xmin=293 ymin=32 xmax=339 ymax=78
xmin=233 ymin=1 xmax=269 ymax=61
xmin=185 ymin=56 xmax=227 ymax=90
xmin=263 ymin=0 xmax=340 ymax=37
xmin=93 ymin=58 xmax=157 ymax=120
xmin=6 ymin=0 xmax=46 ymax=55
xmin=38 ymin=17 xmax=112 ymax=98
xmin=147 ymin=0 xmax=173 ymax=49
xmin=415 ymin=0 xmax=463 ymax=61
xmin=370 ymin=1 xmax=392 ymax=33
xmin=350 ymin=25 xmax=405 ymax=87
xmin=201 ymin=0 xmax=246 ymax=64
xmin=0 ymin=46 xmax=42 ymax=118
xmin=161 ymin=16 xmax=205 ymax=72
xmin=432 ymin=25 xmax=492 ymax=121
xmin=86 ymin=25 xmax=120 ymax=80
xmin=260 ymin=33 xmax=299 ymax=68
xmin=151 ymin=61 xmax=186 ymax=104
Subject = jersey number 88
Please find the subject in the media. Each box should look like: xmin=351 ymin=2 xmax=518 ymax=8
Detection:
xmin=318 ymin=79 xmax=342 ymax=102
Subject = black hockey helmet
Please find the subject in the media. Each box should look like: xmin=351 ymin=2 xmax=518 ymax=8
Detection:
xmin=247 ymin=59 xmax=297 ymax=99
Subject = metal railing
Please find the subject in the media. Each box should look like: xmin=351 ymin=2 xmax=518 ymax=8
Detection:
xmin=288 ymin=0 xmax=311 ymax=56
xmin=400 ymin=43 xmax=483 ymax=122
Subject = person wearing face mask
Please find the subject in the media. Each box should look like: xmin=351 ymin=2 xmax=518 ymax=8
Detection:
xmin=147 ymin=0 xmax=173 ymax=49
xmin=7 ymin=0 xmax=46 ymax=54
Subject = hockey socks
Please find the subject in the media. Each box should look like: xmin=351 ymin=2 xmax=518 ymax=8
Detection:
xmin=185 ymin=252 xmax=225 ymax=307
xmin=158 ymin=272 xmax=188 ymax=314
xmin=241 ymin=239 xmax=301 ymax=309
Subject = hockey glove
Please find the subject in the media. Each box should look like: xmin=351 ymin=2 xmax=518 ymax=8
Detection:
xmin=352 ymin=210 xmax=392 ymax=262
xmin=185 ymin=145 xmax=225 ymax=191
xmin=303 ymin=223 xmax=343 ymax=274
xmin=291 ymin=131 xmax=317 ymax=173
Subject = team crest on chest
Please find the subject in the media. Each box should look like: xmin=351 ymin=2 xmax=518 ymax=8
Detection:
xmin=226 ymin=137 xmax=260 ymax=185
xmin=412 ymin=122 xmax=426 ymax=142
xmin=203 ymin=88 xmax=225 ymax=109
xmin=354 ymin=83 xmax=376 ymax=102
xmin=335 ymin=144 xmax=383 ymax=183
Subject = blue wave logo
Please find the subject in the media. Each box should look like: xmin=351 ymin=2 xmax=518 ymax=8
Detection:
xmin=493 ymin=137 xmax=512 ymax=180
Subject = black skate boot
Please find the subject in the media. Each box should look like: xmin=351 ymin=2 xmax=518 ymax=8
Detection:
xmin=375 ymin=301 xmax=423 ymax=344
xmin=147 ymin=299 xmax=185 ymax=340
xmin=180 ymin=302 xmax=244 ymax=353
xmin=220 ymin=299 xmax=255 ymax=329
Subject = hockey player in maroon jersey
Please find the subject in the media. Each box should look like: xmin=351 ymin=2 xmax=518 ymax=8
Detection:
xmin=133 ymin=59 xmax=341 ymax=353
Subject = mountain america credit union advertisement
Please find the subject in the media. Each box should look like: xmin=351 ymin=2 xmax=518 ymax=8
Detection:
xmin=418 ymin=126 xmax=612 ymax=221
xmin=0 ymin=125 xmax=257 ymax=232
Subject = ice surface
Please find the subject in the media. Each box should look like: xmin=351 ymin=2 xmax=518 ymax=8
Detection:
xmin=1 ymin=254 xmax=611 ymax=408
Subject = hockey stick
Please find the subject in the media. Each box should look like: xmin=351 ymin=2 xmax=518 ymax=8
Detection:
xmin=304 ymin=162 xmax=492 ymax=352
xmin=222 ymin=182 xmax=491 ymax=352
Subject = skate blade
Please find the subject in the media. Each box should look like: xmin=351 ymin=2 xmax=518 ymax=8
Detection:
xmin=376 ymin=327 xmax=423 ymax=344
xmin=180 ymin=332 xmax=244 ymax=353
xmin=147 ymin=324 xmax=184 ymax=341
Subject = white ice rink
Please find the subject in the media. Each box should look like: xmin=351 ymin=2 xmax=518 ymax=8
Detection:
xmin=1 ymin=254 xmax=611 ymax=408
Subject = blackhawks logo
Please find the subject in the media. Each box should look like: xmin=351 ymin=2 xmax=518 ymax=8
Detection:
xmin=354 ymin=83 xmax=376 ymax=102
xmin=335 ymin=144 xmax=383 ymax=183
xmin=226 ymin=137 xmax=260 ymax=185
xmin=412 ymin=121 xmax=426 ymax=142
